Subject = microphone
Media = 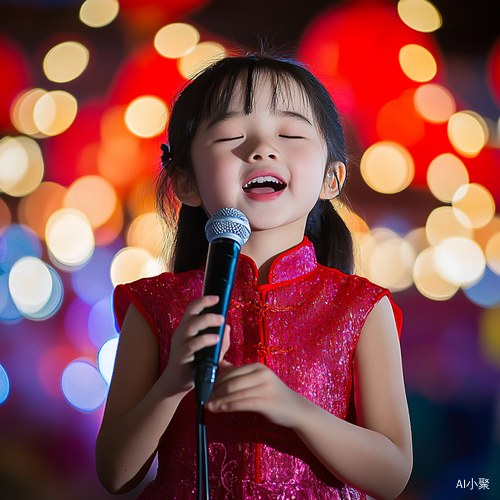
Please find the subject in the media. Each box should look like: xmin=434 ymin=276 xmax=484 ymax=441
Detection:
xmin=194 ymin=208 xmax=251 ymax=404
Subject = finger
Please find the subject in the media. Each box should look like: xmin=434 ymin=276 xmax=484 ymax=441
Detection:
xmin=213 ymin=362 xmax=263 ymax=387
xmin=208 ymin=387 xmax=266 ymax=413
xmin=182 ymin=295 xmax=220 ymax=320
xmin=180 ymin=334 xmax=221 ymax=362
xmin=184 ymin=313 xmax=224 ymax=338
xmin=218 ymin=325 xmax=231 ymax=362
xmin=218 ymin=359 xmax=234 ymax=370
xmin=212 ymin=364 xmax=266 ymax=395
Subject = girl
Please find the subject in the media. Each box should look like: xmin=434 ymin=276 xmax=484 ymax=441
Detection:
xmin=96 ymin=53 xmax=412 ymax=500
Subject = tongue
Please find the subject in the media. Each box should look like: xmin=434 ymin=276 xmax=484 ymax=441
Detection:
xmin=246 ymin=186 xmax=276 ymax=194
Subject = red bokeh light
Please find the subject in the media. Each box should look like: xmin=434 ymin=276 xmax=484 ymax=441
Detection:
xmin=298 ymin=0 xmax=443 ymax=146
xmin=0 ymin=34 xmax=33 ymax=132
xmin=486 ymin=36 xmax=500 ymax=108
xmin=107 ymin=42 xmax=186 ymax=108
xmin=43 ymin=102 xmax=104 ymax=186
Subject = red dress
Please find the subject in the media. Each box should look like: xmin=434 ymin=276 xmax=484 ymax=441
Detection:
xmin=114 ymin=238 xmax=402 ymax=500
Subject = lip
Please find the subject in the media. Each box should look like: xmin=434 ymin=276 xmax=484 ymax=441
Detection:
xmin=242 ymin=169 xmax=287 ymax=202
xmin=244 ymin=190 xmax=285 ymax=202
xmin=242 ymin=169 xmax=287 ymax=188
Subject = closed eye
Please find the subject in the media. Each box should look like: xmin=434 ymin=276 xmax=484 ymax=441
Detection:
xmin=279 ymin=135 xmax=303 ymax=139
xmin=217 ymin=136 xmax=244 ymax=142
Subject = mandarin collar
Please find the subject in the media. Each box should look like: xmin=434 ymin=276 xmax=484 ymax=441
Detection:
xmin=237 ymin=237 xmax=317 ymax=287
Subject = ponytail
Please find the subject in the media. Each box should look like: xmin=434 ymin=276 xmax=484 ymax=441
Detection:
xmin=171 ymin=205 xmax=209 ymax=274
xmin=305 ymin=199 xmax=354 ymax=275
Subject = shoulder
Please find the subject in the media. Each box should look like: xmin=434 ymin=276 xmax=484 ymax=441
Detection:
xmin=316 ymin=264 xmax=402 ymax=337
xmin=113 ymin=269 xmax=204 ymax=331
xmin=317 ymin=264 xmax=387 ymax=297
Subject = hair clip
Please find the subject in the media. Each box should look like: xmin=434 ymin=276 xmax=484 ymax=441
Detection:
xmin=160 ymin=143 xmax=172 ymax=166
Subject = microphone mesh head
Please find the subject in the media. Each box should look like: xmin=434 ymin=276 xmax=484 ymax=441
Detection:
xmin=205 ymin=208 xmax=251 ymax=246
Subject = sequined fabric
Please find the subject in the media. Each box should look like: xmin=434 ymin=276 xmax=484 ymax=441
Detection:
xmin=114 ymin=238 xmax=402 ymax=500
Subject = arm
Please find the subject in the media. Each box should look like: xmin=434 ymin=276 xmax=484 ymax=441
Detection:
xmin=95 ymin=296 xmax=229 ymax=494
xmin=208 ymin=296 xmax=412 ymax=500
xmin=292 ymin=295 xmax=412 ymax=498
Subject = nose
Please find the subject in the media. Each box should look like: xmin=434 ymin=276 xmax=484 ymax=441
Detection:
xmin=248 ymin=140 xmax=279 ymax=162
xmin=252 ymin=152 xmax=277 ymax=161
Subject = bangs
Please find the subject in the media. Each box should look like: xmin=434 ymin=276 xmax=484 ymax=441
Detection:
xmin=198 ymin=62 xmax=312 ymax=123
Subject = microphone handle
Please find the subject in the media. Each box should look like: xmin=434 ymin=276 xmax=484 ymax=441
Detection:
xmin=194 ymin=238 xmax=240 ymax=403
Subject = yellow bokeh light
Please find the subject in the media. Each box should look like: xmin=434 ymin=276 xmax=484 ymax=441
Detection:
xmin=97 ymin=135 xmax=143 ymax=187
xmin=46 ymin=208 xmax=95 ymax=267
xmin=414 ymin=83 xmax=455 ymax=123
xmin=399 ymin=44 xmax=437 ymax=82
xmin=426 ymin=153 xmax=469 ymax=203
xmin=94 ymin=196 xmax=124 ymax=247
xmin=397 ymin=0 xmax=442 ymax=32
xmin=33 ymin=90 xmax=78 ymax=136
xmin=360 ymin=141 xmax=414 ymax=194
xmin=127 ymin=177 xmax=156 ymax=218
xmin=366 ymin=229 xmax=415 ymax=291
xmin=154 ymin=23 xmax=200 ymax=59
xmin=110 ymin=247 xmax=165 ymax=286
xmin=64 ymin=175 xmax=117 ymax=228
xmin=43 ymin=41 xmax=89 ymax=83
xmin=405 ymin=227 xmax=430 ymax=256
xmin=80 ymin=0 xmax=119 ymax=28
xmin=0 ymin=136 xmax=29 ymax=190
xmin=479 ymin=307 xmax=500 ymax=366
xmin=127 ymin=212 xmax=164 ymax=258
xmin=434 ymin=236 xmax=485 ymax=286
xmin=125 ymin=96 xmax=167 ymax=138
xmin=9 ymin=257 xmax=52 ymax=315
xmin=10 ymin=88 xmax=48 ymax=137
xmin=178 ymin=42 xmax=226 ymax=79
xmin=452 ymin=183 xmax=496 ymax=229
xmin=447 ymin=111 xmax=488 ymax=157
xmin=18 ymin=181 xmax=67 ymax=240
xmin=425 ymin=206 xmax=473 ymax=246
xmin=485 ymin=232 xmax=500 ymax=275
xmin=0 ymin=136 xmax=44 ymax=197
xmin=474 ymin=216 xmax=500 ymax=252
xmin=413 ymin=248 xmax=458 ymax=300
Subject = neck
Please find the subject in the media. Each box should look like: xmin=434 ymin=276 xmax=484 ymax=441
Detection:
xmin=241 ymin=220 xmax=307 ymax=285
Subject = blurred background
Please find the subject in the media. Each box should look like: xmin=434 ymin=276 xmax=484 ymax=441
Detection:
xmin=0 ymin=0 xmax=499 ymax=498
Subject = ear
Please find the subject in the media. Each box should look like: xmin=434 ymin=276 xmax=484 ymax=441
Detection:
xmin=171 ymin=169 xmax=202 ymax=207
xmin=320 ymin=161 xmax=346 ymax=200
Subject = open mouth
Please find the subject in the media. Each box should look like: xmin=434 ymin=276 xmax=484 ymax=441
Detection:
xmin=242 ymin=176 xmax=287 ymax=194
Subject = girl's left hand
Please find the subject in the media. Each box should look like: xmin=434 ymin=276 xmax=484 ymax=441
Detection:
xmin=207 ymin=361 xmax=304 ymax=428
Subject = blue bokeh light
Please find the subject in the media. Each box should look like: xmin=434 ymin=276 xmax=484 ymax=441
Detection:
xmin=22 ymin=264 xmax=64 ymax=320
xmin=71 ymin=247 xmax=114 ymax=305
xmin=463 ymin=266 xmax=500 ymax=308
xmin=61 ymin=360 xmax=108 ymax=412
xmin=0 ymin=224 xmax=41 ymax=269
xmin=0 ymin=224 xmax=42 ymax=322
xmin=88 ymin=294 xmax=119 ymax=349
xmin=98 ymin=336 xmax=119 ymax=385
xmin=0 ymin=364 xmax=10 ymax=404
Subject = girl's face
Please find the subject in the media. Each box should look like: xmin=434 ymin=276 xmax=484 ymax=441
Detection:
xmin=189 ymin=76 xmax=328 ymax=233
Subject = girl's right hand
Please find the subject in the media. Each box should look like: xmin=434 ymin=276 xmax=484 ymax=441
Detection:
xmin=160 ymin=295 xmax=231 ymax=399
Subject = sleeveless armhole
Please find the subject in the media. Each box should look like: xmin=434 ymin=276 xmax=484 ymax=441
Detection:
xmin=113 ymin=284 xmax=161 ymax=343
xmin=374 ymin=289 xmax=403 ymax=339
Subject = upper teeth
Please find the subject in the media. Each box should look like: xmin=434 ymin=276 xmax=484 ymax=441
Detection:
xmin=244 ymin=176 xmax=281 ymax=188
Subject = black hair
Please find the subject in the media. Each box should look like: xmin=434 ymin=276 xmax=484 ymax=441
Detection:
xmin=156 ymin=52 xmax=353 ymax=274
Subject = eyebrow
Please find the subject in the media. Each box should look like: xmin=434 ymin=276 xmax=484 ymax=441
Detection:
xmin=205 ymin=109 xmax=313 ymax=130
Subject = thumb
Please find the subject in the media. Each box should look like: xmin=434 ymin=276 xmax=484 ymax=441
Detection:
xmin=218 ymin=324 xmax=231 ymax=362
